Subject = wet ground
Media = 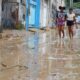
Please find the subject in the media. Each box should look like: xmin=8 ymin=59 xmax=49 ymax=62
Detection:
xmin=0 ymin=26 xmax=80 ymax=80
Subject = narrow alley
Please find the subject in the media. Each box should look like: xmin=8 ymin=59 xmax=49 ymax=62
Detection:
xmin=0 ymin=0 xmax=80 ymax=80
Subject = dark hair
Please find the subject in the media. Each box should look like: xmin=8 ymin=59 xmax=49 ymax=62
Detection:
xmin=69 ymin=8 xmax=73 ymax=11
xmin=63 ymin=7 xmax=66 ymax=10
xmin=59 ymin=6 xmax=65 ymax=10
xmin=59 ymin=6 xmax=62 ymax=9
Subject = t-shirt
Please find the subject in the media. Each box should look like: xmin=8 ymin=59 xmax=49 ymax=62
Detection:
xmin=67 ymin=13 xmax=75 ymax=21
xmin=56 ymin=11 xmax=66 ymax=25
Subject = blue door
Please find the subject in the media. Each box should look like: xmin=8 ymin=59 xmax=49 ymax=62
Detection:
xmin=29 ymin=5 xmax=36 ymax=25
xmin=26 ymin=0 xmax=40 ymax=30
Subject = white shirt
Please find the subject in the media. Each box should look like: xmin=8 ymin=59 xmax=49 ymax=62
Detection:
xmin=67 ymin=13 xmax=75 ymax=21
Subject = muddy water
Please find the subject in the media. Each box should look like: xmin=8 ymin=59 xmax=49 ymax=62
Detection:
xmin=0 ymin=29 xmax=80 ymax=80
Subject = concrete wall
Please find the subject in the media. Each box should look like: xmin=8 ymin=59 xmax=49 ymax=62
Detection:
xmin=2 ymin=0 xmax=26 ymax=27
xmin=2 ymin=1 xmax=19 ymax=28
xmin=3 ymin=0 xmax=26 ymax=23
xmin=40 ymin=0 xmax=51 ymax=28
xmin=0 ymin=0 xmax=2 ymax=26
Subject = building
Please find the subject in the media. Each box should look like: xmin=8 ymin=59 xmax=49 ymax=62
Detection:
xmin=26 ymin=0 xmax=54 ymax=30
xmin=40 ymin=0 xmax=65 ymax=29
xmin=2 ymin=0 xmax=26 ymax=29
xmin=0 ymin=0 xmax=65 ymax=31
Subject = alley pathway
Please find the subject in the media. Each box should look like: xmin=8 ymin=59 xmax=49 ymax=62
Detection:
xmin=0 ymin=26 xmax=80 ymax=80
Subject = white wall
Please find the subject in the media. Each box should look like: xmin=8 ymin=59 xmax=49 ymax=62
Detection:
xmin=17 ymin=0 xmax=25 ymax=23
xmin=40 ymin=0 xmax=49 ymax=28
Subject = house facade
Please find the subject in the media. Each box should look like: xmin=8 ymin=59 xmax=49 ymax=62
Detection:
xmin=26 ymin=0 xmax=54 ymax=30
xmin=1 ymin=0 xmax=26 ymax=29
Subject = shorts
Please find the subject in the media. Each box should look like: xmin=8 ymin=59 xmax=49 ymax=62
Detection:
xmin=57 ymin=22 xmax=65 ymax=26
xmin=67 ymin=20 xmax=74 ymax=26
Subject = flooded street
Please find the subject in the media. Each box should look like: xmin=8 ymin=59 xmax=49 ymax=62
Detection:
xmin=0 ymin=27 xmax=80 ymax=80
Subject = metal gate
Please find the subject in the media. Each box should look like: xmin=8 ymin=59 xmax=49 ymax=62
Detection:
xmin=26 ymin=0 xmax=40 ymax=30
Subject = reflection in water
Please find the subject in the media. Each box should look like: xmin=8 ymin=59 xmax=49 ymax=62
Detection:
xmin=68 ymin=40 xmax=74 ymax=51
xmin=41 ymin=32 xmax=47 ymax=55
xmin=28 ymin=32 xmax=39 ymax=80
xmin=54 ymin=39 xmax=65 ymax=55
xmin=57 ymin=39 xmax=65 ymax=48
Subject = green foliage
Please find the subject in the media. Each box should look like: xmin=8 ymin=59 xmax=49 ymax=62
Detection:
xmin=73 ymin=2 xmax=80 ymax=8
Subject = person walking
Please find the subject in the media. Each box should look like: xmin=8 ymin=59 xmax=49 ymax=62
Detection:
xmin=66 ymin=8 xmax=77 ymax=39
xmin=56 ymin=6 xmax=66 ymax=39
